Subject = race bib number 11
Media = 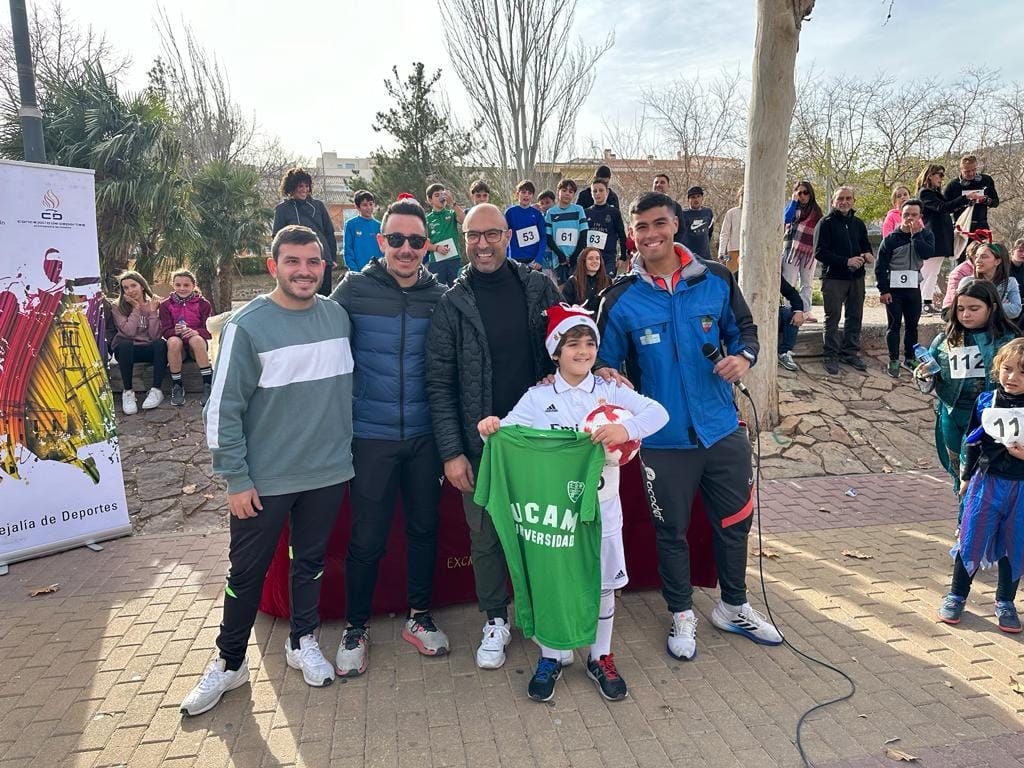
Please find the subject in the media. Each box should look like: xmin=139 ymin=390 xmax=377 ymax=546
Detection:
xmin=948 ymin=345 xmax=984 ymax=380
xmin=982 ymin=407 xmax=1024 ymax=446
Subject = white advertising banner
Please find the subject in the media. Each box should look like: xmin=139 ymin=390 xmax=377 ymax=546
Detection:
xmin=0 ymin=159 xmax=131 ymax=568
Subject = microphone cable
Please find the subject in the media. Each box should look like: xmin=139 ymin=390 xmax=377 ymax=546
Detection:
xmin=738 ymin=385 xmax=857 ymax=768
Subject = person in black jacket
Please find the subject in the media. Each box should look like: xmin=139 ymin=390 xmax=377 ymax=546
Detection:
xmin=584 ymin=178 xmax=628 ymax=276
xmin=425 ymin=203 xmax=562 ymax=671
xmin=272 ymin=168 xmax=339 ymax=296
xmin=330 ymin=200 xmax=448 ymax=675
xmin=943 ymin=154 xmax=1000 ymax=234
xmin=874 ymin=199 xmax=937 ymax=377
xmin=576 ymin=164 xmax=620 ymax=210
xmin=813 ymin=185 xmax=874 ymax=374
xmin=916 ymin=163 xmax=962 ymax=314
xmin=561 ymin=247 xmax=611 ymax=311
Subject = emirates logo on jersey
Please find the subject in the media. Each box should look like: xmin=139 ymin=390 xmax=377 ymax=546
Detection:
xmin=567 ymin=480 xmax=585 ymax=503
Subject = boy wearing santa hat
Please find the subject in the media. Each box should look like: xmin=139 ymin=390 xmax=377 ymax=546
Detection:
xmin=477 ymin=304 xmax=669 ymax=703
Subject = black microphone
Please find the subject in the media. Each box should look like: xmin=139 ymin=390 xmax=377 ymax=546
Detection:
xmin=702 ymin=343 xmax=750 ymax=396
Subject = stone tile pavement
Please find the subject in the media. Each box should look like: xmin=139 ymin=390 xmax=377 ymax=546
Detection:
xmin=2 ymin=471 xmax=1024 ymax=767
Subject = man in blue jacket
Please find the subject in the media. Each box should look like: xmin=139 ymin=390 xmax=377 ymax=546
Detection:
xmin=330 ymin=199 xmax=448 ymax=677
xmin=595 ymin=192 xmax=782 ymax=661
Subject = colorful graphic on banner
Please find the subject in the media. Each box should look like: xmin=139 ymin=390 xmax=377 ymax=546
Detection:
xmin=0 ymin=160 xmax=130 ymax=566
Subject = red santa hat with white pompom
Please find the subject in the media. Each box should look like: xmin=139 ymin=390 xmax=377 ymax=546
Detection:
xmin=544 ymin=303 xmax=600 ymax=358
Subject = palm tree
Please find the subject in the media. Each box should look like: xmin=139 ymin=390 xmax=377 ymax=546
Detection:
xmin=189 ymin=160 xmax=269 ymax=312
xmin=1 ymin=64 xmax=198 ymax=286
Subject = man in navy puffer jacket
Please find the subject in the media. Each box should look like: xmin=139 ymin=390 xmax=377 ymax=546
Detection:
xmin=330 ymin=200 xmax=448 ymax=675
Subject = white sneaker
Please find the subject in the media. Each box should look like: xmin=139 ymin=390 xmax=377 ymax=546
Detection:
xmin=141 ymin=387 xmax=164 ymax=409
xmin=476 ymin=617 xmax=511 ymax=669
xmin=285 ymin=634 xmax=335 ymax=687
xmin=710 ymin=601 xmax=783 ymax=646
xmin=336 ymin=626 xmax=369 ymax=677
xmin=667 ymin=610 xmax=698 ymax=660
xmin=180 ymin=657 xmax=249 ymax=716
xmin=121 ymin=390 xmax=138 ymax=415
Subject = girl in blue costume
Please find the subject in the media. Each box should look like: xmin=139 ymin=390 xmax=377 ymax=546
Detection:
xmin=938 ymin=338 xmax=1024 ymax=632
xmin=917 ymin=280 xmax=1018 ymax=497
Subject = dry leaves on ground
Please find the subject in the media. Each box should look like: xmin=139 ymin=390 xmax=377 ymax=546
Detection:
xmin=842 ymin=550 xmax=874 ymax=560
xmin=182 ymin=484 xmax=198 ymax=494
xmin=752 ymin=548 xmax=780 ymax=559
xmin=28 ymin=583 xmax=59 ymax=597
xmin=1010 ymin=675 xmax=1024 ymax=695
xmin=885 ymin=748 xmax=919 ymax=762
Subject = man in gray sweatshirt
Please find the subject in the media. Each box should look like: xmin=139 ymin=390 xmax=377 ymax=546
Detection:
xmin=181 ymin=225 xmax=355 ymax=716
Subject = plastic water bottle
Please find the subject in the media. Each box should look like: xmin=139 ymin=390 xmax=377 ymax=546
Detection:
xmin=913 ymin=344 xmax=940 ymax=376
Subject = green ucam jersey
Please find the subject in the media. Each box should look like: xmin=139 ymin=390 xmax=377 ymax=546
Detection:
xmin=474 ymin=425 xmax=605 ymax=649
xmin=426 ymin=208 xmax=461 ymax=264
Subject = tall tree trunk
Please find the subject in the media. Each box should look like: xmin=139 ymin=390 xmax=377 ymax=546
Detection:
xmin=738 ymin=0 xmax=814 ymax=429
xmin=195 ymin=263 xmax=217 ymax=312
xmin=216 ymin=255 xmax=235 ymax=316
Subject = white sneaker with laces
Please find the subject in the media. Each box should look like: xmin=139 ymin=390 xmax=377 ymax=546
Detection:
xmin=285 ymin=634 xmax=335 ymax=687
xmin=141 ymin=387 xmax=164 ymax=409
xmin=710 ymin=601 xmax=783 ymax=645
xmin=180 ymin=657 xmax=249 ymax=716
xmin=476 ymin=617 xmax=511 ymax=669
xmin=121 ymin=390 xmax=138 ymax=415
xmin=667 ymin=610 xmax=699 ymax=660
xmin=335 ymin=626 xmax=369 ymax=677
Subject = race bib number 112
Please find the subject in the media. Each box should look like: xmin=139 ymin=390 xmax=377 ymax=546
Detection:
xmin=948 ymin=345 xmax=984 ymax=380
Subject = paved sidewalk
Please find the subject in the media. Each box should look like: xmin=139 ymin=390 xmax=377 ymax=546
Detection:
xmin=2 ymin=471 xmax=1023 ymax=767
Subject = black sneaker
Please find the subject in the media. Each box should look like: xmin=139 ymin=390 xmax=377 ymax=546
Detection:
xmin=586 ymin=653 xmax=627 ymax=701
xmin=886 ymin=360 xmax=900 ymax=379
xmin=841 ymin=355 xmax=868 ymax=371
xmin=996 ymin=601 xmax=1022 ymax=634
xmin=171 ymin=382 xmax=185 ymax=406
xmin=200 ymin=383 xmax=212 ymax=406
xmin=823 ymin=357 xmax=840 ymax=375
xmin=527 ymin=657 xmax=562 ymax=702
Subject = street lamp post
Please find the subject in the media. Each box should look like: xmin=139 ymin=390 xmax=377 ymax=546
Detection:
xmin=10 ymin=0 xmax=46 ymax=163
xmin=316 ymin=140 xmax=326 ymax=199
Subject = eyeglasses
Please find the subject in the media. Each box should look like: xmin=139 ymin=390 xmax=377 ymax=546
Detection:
xmin=796 ymin=190 xmax=810 ymax=196
xmin=465 ymin=229 xmax=505 ymax=244
xmin=383 ymin=233 xmax=428 ymax=249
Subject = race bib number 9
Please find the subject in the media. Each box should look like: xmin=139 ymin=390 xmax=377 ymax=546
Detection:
xmin=890 ymin=270 xmax=919 ymax=288
xmin=948 ymin=345 xmax=984 ymax=380
xmin=556 ymin=228 xmax=578 ymax=247
xmin=516 ymin=225 xmax=539 ymax=248
xmin=981 ymin=407 xmax=1024 ymax=446
xmin=588 ymin=230 xmax=608 ymax=250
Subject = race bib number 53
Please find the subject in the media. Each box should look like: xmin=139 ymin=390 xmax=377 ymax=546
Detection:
xmin=516 ymin=225 xmax=539 ymax=248
xmin=982 ymin=407 xmax=1024 ymax=446
xmin=948 ymin=345 xmax=984 ymax=380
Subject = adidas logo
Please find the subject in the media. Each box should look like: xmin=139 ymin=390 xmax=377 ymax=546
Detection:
xmin=544 ymin=404 xmax=558 ymax=413
xmin=614 ymin=570 xmax=626 ymax=580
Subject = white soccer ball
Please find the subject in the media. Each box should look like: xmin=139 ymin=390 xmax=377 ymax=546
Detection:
xmin=583 ymin=403 xmax=641 ymax=466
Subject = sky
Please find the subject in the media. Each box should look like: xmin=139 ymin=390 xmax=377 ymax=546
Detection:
xmin=12 ymin=0 xmax=1024 ymax=162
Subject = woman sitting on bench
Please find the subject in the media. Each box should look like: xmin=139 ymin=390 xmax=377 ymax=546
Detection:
xmin=110 ymin=270 xmax=167 ymax=415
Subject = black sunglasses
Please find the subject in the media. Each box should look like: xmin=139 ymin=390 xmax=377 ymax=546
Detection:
xmin=383 ymin=233 xmax=428 ymax=249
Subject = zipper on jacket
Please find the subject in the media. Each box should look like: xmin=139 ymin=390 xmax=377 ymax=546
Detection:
xmin=399 ymin=290 xmax=407 ymax=440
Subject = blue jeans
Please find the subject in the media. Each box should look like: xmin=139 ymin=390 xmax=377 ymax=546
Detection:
xmin=778 ymin=306 xmax=799 ymax=355
xmin=428 ymin=259 xmax=461 ymax=287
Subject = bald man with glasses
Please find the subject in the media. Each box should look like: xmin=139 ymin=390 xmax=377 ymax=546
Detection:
xmin=425 ymin=203 xmax=562 ymax=669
